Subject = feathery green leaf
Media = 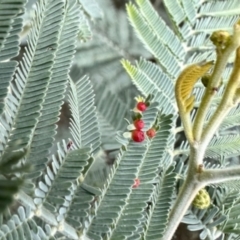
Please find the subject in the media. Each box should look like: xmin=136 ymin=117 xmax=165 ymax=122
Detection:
xmin=69 ymin=76 xmax=101 ymax=154
xmin=25 ymin=0 xmax=81 ymax=178
xmin=0 ymin=0 xmax=64 ymax=160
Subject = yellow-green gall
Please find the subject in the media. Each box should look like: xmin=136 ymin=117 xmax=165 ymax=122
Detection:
xmin=210 ymin=30 xmax=231 ymax=48
xmin=192 ymin=188 xmax=211 ymax=209
xmin=201 ymin=74 xmax=210 ymax=88
xmin=201 ymin=74 xmax=223 ymax=92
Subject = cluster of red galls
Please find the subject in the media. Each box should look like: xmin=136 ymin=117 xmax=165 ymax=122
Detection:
xmin=131 ymin=101 xmax=156 ymax=142
xmin=131 ymin=99 xmax=157 ymax=189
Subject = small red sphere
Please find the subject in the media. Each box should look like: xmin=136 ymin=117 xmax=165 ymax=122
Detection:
xmin=136 ymin=102 xmax=147 ymax=112
xmin=133 ymin=119 xmax=145 ymax=130
xmin=146 ymin=128 xmax=156 ymax=138
xmin=132 ymin=130 xmax=145 ymax=142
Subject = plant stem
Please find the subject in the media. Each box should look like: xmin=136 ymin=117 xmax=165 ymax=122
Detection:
xmin=193 ymin=21 xmax=240 ymax=141
xmin=167 ymin=21 xmax=240 ymax=240
xmin=199 ymin=167 xmax=240 ymax=185
xmin=163 ymin=177 xmax=202 ymax=240
xmin=163 ymin=146 xmax=204 ymax=240
xmin=163 ymin=144 xmax=240 ymax=240
xmin=202 ymin=47 xmax=240 ymax=144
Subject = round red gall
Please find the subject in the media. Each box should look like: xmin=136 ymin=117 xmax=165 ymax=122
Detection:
xmin=133 ymin=119 xmax=145 ymax=130
xmin=146 ymin=128 xmax=156 ymax=138
xmin=136 ymin=102 xmax=147 ymax=112
xmin=132 ymin=130 xmax=145 ymax=142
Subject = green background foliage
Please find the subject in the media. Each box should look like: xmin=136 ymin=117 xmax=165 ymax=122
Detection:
xmin=0 ymin=0 xmax=240 ymax=239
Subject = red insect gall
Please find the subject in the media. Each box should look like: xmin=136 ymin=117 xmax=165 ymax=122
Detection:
xmin=133 ymin=119 xmax=145 ymax=130
xmin=146 ymin=128 xmax=156 ymax=138
xmin=132 ymin=130 xmax=145 ymax=142
xmin=132 ymin=178 xmax=140 ymax=188
xmin=136 ymin=102 xmax=147 ymax=112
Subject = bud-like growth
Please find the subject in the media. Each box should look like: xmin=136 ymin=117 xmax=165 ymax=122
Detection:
xmin=133 ymin=119 xmax=145 ymax=130
xmin=192 ymin=188 xmax=211 ymax=209
xmin=146 ymin=128 xmax=156 ymax=138
xmin=210 ymin=30 xmax=231 ymax=49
